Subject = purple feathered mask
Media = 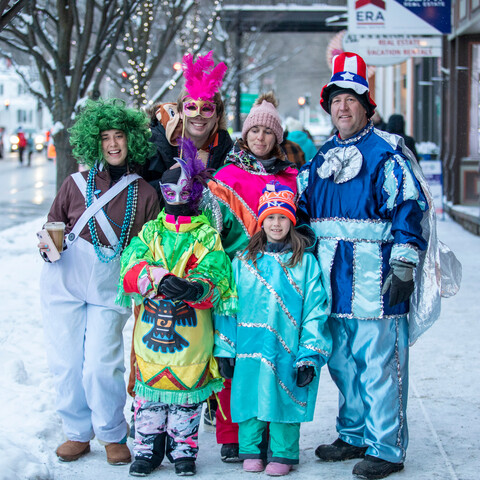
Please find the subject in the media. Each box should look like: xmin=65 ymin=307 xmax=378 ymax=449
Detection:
xmin=159 ymin=137 xmax=214 ymax=214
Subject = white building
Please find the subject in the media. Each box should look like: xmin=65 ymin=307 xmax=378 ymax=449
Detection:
xmin=0 ymin=58 xmax=52 ymax=149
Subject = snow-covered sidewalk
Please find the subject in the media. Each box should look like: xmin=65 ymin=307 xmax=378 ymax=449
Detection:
xmin=0 ymin=215 xmax=478 ymax=480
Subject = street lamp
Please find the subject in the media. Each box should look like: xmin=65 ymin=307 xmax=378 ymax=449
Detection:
xmin=173 ymin=62 xmax=182 ymax=72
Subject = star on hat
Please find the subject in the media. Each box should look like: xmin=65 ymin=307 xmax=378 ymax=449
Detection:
xmin=341 ymin=72 xmax=355 ymax=81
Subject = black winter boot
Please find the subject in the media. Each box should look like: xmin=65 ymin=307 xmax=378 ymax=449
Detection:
xmin=129 ymin=457 xmax=160 ymax=477
xmin=315 ymin=438 xmax=367 ymax=462
xmin=220 ymin=443 xmax=241 ymax=463
xmin=353 ymin=455 xmax=404 ymax=479
xmin=175 ymin=459 xmax=196 ymax=476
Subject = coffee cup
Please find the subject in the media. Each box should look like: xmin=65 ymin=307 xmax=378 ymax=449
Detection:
xmin=45 ymin=221 xmax=65 ymax=252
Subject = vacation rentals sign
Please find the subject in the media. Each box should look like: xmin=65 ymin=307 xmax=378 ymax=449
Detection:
xmin=348 ymin=0 xmax=451 ymax=35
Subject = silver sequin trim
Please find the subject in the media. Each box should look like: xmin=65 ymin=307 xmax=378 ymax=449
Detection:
xmin=394 ymin=317 xmax=406 ymax=455
xmin=352 ymin=242 xmax=357 ymax=308
xmin=276 ymin=253 xmax=304 ymax=299
xmin=330 ymin=312 xmax=406 ymax=321
xmin=240 ymin=257 xmax=299 ymax=329
xmin=237 ymin=353 xmax=306 ymax=406
xmin=238 ymin=322 xmax=292 ymax=354
xmin=300 ymin=343 xmax=330 ymax=357
xmin=335 ymin=121 xmax=374 ymax=145
xmin=216 ymin=197 xmax=251 ymax=239
xmin=200 ymin=188 xmax=224 ymax=233
xmin=215 ymin=330 xmax=235 ymax=349
xmin=296 ymin=360 xmax=316 ymax=368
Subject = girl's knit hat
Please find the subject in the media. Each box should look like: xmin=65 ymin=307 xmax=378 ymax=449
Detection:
xmin=242 ymin=92 xmax=283 ymax=144
xmin=258 ymin=181 xmax=296 ymax=226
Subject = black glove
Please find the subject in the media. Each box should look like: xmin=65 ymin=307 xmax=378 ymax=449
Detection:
xmin=158 ymin=276 xmax=204 ymax=302
xmin=217 ymin=357 xmax=235 ymax=379
xmin=382 ymin=260 xmax=416 ymax=307
xmin=296 ymin=365 xmax=316 ymax=387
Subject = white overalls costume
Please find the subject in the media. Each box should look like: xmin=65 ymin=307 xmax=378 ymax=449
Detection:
xmin=41 ymin=172 xmax=139 ymax=443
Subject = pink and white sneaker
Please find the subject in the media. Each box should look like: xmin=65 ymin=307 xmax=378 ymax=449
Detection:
xmin=265 ymin=462 xmax=292 ymax=476
xmin=243 ymin=458 xmax=265 ymax=472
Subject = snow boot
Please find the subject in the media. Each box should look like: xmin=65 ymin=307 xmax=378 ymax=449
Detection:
xmin=243 ymin=459 xmax=265 ymax=472
xmin=129 ymin=457 xmax=161 ymax=477
xmin=265 ymin=462 xmax=292 ymax=476
xmin=353 ymin=455 xmax=404 ymax=479
xmin=56 ymin=440 xmax=90 ymax=462
xmin=315 ymin=438 xmax=367 ymax=462
xmin=105 ymin=442 xmax=131 ymax=465
xmin=220 ymin=443 xmax=241 ymax=463
xmin=175 ymin=459 xmax=196 ymax=476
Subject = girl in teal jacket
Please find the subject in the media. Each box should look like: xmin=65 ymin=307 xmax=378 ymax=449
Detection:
xmin=214 ymin=181 xmax=332 ymax=476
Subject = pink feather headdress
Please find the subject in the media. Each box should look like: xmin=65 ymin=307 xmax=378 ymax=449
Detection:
xmin=182 ymin=50 xmax=227 ymax=101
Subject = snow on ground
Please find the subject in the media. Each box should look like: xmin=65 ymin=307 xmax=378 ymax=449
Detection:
xmin=0 ymin=215 xmax=478 ymax=480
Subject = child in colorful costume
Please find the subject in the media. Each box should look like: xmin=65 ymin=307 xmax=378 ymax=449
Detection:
xmin=214 ymin=182 xmax=332 ymax=476
xmin=118 ymin=137 xmax=238 ymax=477
xmin=207 ymin=92 xmax=298 ymax=462
xmin=39 ymin=99 xmax=160 ymax=465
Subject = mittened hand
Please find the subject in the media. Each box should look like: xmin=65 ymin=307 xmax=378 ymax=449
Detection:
xmin=158 ymin=276 xmax=204 ymax=302
xmin=296 ymin=365 xmax=315 ymax=387
xmin=381 ymin=260 xmax=416 ymax=307
xmin=217 ymin=357 xmax=235 ymax=379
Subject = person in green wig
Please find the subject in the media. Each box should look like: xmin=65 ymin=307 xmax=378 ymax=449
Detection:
xmin=38 ymin=98 xmax=160 ymax=466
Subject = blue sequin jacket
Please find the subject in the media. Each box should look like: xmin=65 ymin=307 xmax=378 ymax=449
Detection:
xmin=297 ymin=122 xmax=428 ymax=320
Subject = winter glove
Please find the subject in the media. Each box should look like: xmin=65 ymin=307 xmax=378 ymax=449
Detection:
xmin=158 ymin=276 xmax=204 ymax=302
xmin=217 ymin=357 xmax=235 ymax=379
xmin=296 ymin=365 xmax=316 ymax=387
xmin=381 ymin=259 xmax=416 ymax=307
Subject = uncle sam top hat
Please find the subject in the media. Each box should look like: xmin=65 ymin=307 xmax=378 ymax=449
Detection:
xmin=320 ymin=52 xmax=376 ymax=118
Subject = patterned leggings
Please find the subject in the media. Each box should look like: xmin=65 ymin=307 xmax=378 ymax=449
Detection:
xmin=133 ymin=395 xmax=203 ymax=463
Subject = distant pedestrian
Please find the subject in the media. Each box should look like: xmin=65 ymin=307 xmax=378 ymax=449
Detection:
xmin=284 ymin=117 xmax=318 ymax=162
xmin=17 ymin=127 xmax=27 ymax=164
xmin=371 ymin=111 xmax=387 ymax=131
xmin=281 ymin=132 xmax=305 ymax=169
xmin=386 ymin=114 xmax=418 ymax=160
xmin=27 ymin=134 xmax=34 ymax=166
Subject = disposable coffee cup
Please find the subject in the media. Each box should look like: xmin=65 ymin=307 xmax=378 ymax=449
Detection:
xmin=45 ymin=222 xmax=65 ymax=253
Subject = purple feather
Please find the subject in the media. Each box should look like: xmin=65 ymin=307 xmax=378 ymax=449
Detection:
xmin=176 ymin=136 xmax=213 ymax=213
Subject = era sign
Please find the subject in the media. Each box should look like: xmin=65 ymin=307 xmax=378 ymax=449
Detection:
xmin=348 ymin=0 xmax=451 ymax=35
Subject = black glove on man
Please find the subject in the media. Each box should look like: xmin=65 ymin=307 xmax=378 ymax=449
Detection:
xmin=217 ymin=357 xmax=235 ymax=379
xmin=382 ymin=259 xmax=416 ymax=307
xmin=296 ymin=365 xmax=316 ymax=387
xmin=158 ymin=276 xmax=204 ymax=302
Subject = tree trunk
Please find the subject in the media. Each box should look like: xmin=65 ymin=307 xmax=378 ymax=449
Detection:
xmin=53 ymin=129 xmax=77 ymax=192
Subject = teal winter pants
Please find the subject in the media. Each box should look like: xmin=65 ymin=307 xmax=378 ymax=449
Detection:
xmin=238 ymin=417 xmax=300 ymax=465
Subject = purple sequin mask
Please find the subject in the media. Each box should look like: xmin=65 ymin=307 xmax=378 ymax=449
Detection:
xmin=159 ymin=161 xmax=190 ymax=205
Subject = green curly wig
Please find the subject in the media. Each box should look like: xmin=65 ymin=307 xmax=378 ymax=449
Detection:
xmin=68 ymin=98 xmax=155 ymax=168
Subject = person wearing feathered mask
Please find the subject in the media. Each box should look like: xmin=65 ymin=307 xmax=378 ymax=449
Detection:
xmin=142 ymin=51 xmax=232 ymax=205
xmin=118 ymin=137 xmax=238 ymax=477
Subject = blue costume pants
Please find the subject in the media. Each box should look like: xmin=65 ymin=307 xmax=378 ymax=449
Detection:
xmin=327 ymin=315 xmax=409 ymax=463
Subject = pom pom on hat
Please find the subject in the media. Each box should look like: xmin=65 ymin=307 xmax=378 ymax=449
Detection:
xmin=242 ymin=92 xmax=283 ymax=144
xmin=320 ymin=52 xmax=376 ymax=118
xmin=258 ymin=181 xmax=297 ymax=227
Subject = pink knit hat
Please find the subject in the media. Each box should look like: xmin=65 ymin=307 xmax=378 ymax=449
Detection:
xmin=241 ymin=93 xmax=283 ymax=144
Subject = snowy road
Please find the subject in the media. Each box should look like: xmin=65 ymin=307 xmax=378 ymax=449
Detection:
xmin=0 ymin=215 xmax=478 ymax=480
